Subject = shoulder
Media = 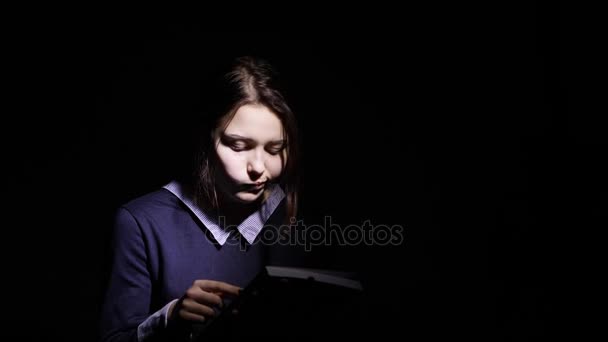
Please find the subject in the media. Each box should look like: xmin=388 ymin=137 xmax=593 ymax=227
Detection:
xmin=110 ymin=187 xmax=195 ymax=246
xmin=117 ymin=188 xmax=184 ymax=224
xmin=123 ymin=188 xmax=178 ymax=211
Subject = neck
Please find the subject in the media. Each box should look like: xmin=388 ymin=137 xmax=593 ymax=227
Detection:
xmin=217 ymin=201 xmax=258 ymax=227
xmin=214 ymin=190 xmax=268 ymax=228
xmin=196 ymin=185 xmax=272 ymax=228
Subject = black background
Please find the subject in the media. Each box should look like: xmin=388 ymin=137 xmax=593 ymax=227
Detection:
xmin=4 ymin=2 xmax=605 ymax=341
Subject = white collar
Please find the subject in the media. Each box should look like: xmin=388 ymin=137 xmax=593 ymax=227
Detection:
xmin=163 ymin=180 xmax=285 ymax=245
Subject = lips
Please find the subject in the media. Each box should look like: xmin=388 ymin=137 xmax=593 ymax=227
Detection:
xmin=242 ymin=182 xmax=266 ymax=191
xmin=252 ymin=182 xmax=266 ymax=189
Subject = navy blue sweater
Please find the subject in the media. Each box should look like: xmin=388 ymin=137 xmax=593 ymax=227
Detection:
xmin=99 ymin=188 xmax=302 ymax=342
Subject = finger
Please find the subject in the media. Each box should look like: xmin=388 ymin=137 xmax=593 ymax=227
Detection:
xmin=179 ymin=310 xmax=207 ymax=323
xmin=181 ymin=299 xmax=216 ymax=318
xmin=186 ymin=287 xmax=223 ymax=308
xmin=196 ymin=280 xmax=242 ymax=297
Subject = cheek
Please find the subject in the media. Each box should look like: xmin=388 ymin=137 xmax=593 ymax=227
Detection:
xmin=266 ymin=156 xmax=284 ymax=178
xmin=216 ymin=146 xmax=246 ymax=180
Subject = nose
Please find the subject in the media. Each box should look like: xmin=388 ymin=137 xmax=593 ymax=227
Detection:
xmin=247 ymin=151 xmax=265 ymax=181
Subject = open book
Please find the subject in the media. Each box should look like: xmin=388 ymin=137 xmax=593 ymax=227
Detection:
xmin=264 ymin=265 xmax=363 ymax=291
xmin=191 ymin=266 xmax=365 ymax=339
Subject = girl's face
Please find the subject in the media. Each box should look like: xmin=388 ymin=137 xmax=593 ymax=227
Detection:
xmin=214 ymin=104 xmax=287 ymax=203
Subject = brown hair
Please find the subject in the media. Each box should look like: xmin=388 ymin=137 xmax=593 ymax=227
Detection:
xmin=187 ymin=56 xmax=299 ymax=223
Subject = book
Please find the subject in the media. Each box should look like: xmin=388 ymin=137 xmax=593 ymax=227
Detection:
xmin=191 ymin=266 xmax=365 ymax=339
xmin=265 ymin=265 xmax=363 ymax=290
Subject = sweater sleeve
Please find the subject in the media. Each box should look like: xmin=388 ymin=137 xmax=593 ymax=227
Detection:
xmin=99 ymin=207 xmax=166 ymax=342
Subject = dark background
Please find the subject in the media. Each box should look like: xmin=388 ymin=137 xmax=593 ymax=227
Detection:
xmin=4 ymin=2 xmax=605 ymax=341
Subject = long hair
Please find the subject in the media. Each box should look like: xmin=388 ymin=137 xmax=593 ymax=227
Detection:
xmin=182 ymin=56 xmax=299 ymax=224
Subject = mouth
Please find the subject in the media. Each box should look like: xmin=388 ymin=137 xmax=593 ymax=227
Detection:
xmin=242 ymin=182 xmax=266 ymax=191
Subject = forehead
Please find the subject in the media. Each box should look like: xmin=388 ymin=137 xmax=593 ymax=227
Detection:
xmin=224 ymin=104 xmax=284 ymax=139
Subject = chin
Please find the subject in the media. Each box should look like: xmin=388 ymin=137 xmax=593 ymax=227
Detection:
xmin=234 ymin=191 xmax=264 ymax=203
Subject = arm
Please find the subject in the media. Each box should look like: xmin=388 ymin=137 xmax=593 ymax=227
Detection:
xmin=99 ymin=207 xmax=175 ymax=342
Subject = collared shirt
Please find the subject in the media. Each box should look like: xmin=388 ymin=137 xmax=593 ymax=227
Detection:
xmin=136 ymin=180 xmax=286 ymax=342
xmin=162 ymin=180 xmax=286 ymax=245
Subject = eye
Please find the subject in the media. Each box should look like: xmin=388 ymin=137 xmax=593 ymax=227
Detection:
xmin=220 ymin=134 xmax=251 ymax=152
xmin=229 ymin=141 xmax=248 ymax=151
xmin=266 ymin=143 xmax=286 ymax=155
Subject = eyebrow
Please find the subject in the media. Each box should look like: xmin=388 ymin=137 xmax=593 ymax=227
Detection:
xmin=223 ymin=133 xmax=286 ymax=145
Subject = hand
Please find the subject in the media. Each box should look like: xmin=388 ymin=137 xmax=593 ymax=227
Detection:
xmin=168 ymin=280 xmax=242 ymax=324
